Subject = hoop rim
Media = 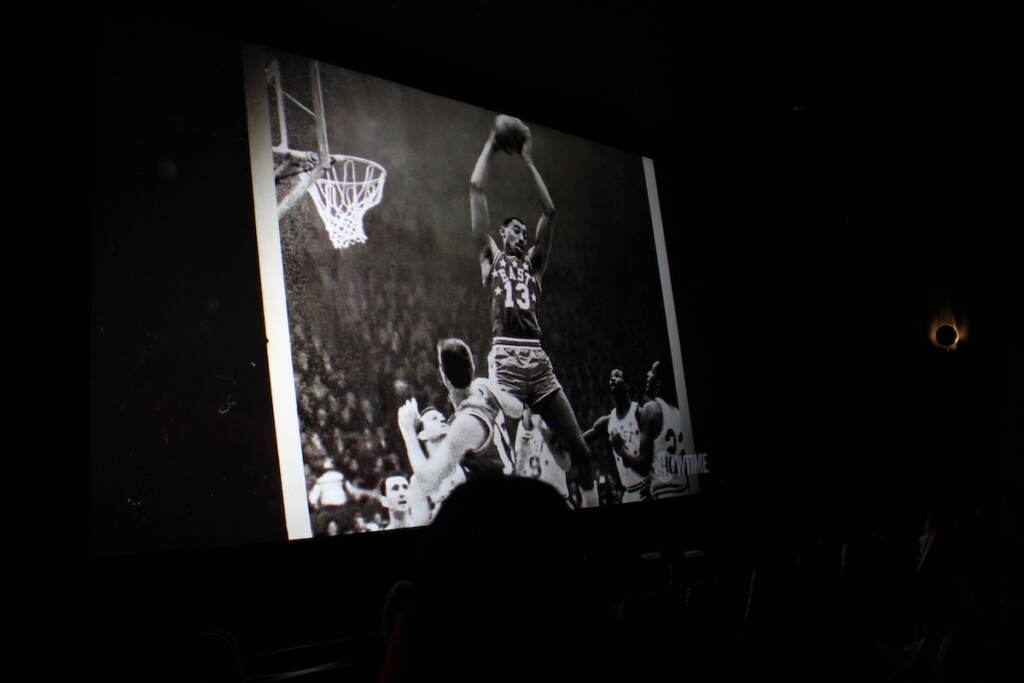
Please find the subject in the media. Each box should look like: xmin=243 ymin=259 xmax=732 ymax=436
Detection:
xmin=272 ymin=147 xmax=386 ymax=174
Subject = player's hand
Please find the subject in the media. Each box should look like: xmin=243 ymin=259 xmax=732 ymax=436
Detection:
xmin=487 ymin=129 xmax=508 ymax=156
xmin=397 ymin=398 xmax=419 ymax=431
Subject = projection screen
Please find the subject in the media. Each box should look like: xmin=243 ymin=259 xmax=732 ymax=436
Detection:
xmin=242 ymin=44 xmax=702 ymax=538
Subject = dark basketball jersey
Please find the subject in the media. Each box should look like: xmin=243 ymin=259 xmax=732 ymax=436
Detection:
xmin=486 ymin=250 xmax=541 ymax=340
xmin=456 ymin=379 xmax=516 ymax=478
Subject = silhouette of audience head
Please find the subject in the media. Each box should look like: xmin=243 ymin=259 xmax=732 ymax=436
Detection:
xmin=381 ymin=475 xmax=600 ymax=683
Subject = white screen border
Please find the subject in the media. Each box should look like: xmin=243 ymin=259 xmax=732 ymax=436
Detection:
xmin=243 ymin=44 xmax=696 ymax=540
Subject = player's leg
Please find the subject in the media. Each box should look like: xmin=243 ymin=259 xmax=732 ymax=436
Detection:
xmin=487 ymin=344 xmax=531 ymax=404
xmin=533 ymin=388 xmax=598 ymax=507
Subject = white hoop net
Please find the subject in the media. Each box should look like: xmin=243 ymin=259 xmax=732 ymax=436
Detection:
xmin=306 ymin=155 xmax=387 ymax=249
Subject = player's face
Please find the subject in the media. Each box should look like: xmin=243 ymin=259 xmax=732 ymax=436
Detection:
xmin=417 ymin=409 xmax=449 ymax=442
xmin=501 ymin=220 xmax=529 ymax=257
xmin=385 ymin=476 xmax=410 ymax=510
xmin=609 ymin=369 xmax=627 ymax=393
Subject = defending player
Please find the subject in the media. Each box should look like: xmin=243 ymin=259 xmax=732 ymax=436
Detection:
xmin=514 ymin=406 xmax=573 ymax=507
xmin=469 ymin=116 xmax=599 ymax=508
xmin=398 ymin=338 xmax=523 ymax=504
xmin=639 ymin=360 xmax=690 ymax=499
xmin=583 ymin=369 xmax=651 ymax=503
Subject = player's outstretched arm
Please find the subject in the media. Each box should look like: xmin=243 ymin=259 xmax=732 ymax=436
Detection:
xmin=522 ymin=133 xmax=557 ymax=280
xmin=582 ymin=415 xmax=610 ymax=443
xmin=469 ymin=131 xmax=497 ymax=236
xmin=583 ymin=415 xmax=621 ymax=488
xmin=413 ymin=412 xmax=488 ymax=495
xmin=471 ymin=132 xmax=502 ymax=281
xmin=634 ymin=400 xmax=662 ymax=477
xmin=397 ymin=398 xmax=429 ymax=475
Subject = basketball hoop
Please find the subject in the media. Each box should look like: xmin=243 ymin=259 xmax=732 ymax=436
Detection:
xmin=306 ymin=155 xmax=387 ymax=249
xmin=265 ymin=58 xmax=387 ymax=250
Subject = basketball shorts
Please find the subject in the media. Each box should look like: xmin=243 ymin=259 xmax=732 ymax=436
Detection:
xmin=487 ymin=337 xmax=562 ymax=407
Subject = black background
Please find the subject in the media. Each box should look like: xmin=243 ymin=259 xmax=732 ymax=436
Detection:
xmin=88 ymin=7 xmax=1018 ymax=679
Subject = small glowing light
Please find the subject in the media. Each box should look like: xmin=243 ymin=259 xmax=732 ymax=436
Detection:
xmin=929 ymin=305 xmax=967 ymax=351
xmin=935 ymin=324 xmax=958 ymax=348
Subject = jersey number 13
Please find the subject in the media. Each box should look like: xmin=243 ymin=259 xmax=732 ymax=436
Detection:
xmin=503 ymin=281 xmax=531 ymax=310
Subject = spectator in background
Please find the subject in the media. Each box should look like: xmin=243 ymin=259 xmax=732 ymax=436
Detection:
xmin=308 ymin=457 xmax=358 ymax=535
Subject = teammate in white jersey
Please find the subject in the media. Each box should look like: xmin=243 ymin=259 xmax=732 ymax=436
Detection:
xmin=584 ymin=368 xmax=651 ymax=503
xmin=514 ymin=406 xmax=572 ymax=505
xmin=639 ymin=360 xmax=690 ymax=499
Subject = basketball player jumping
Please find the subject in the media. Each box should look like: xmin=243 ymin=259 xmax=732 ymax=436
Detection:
xmin=470 ymin=119 xmax=599 ymax=508
xmin=397 ymin=338 xmax=522 ymax=504
xmin=639 ymin=360 xmax=690 ymax=499
xmin=584 ymin=368 xmax=652 ymax=503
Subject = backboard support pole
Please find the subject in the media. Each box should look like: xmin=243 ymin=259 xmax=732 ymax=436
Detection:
xmin=310 ymin=61 xmax=331 ymax=168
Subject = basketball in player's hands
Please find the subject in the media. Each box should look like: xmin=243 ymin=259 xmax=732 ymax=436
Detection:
xmin=494 ymin=115 xmax=529 ymax=155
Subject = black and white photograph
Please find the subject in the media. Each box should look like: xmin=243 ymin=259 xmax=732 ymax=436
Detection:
xmin=243 ymin=44 xmax=703 ymax=538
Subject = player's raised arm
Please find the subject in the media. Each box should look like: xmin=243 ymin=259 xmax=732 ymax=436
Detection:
xmin=522 ymin=132 xmax=557 ymax=280
xmin=413 ymin=412 xmax=488 ymax=495
xmin=397 ymin=398 xmax=429 ymax=475
xmin=470 ymin=131 xmax=501 ymax=281
xmin=634 ymin=400 xmax=662 ymax=477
